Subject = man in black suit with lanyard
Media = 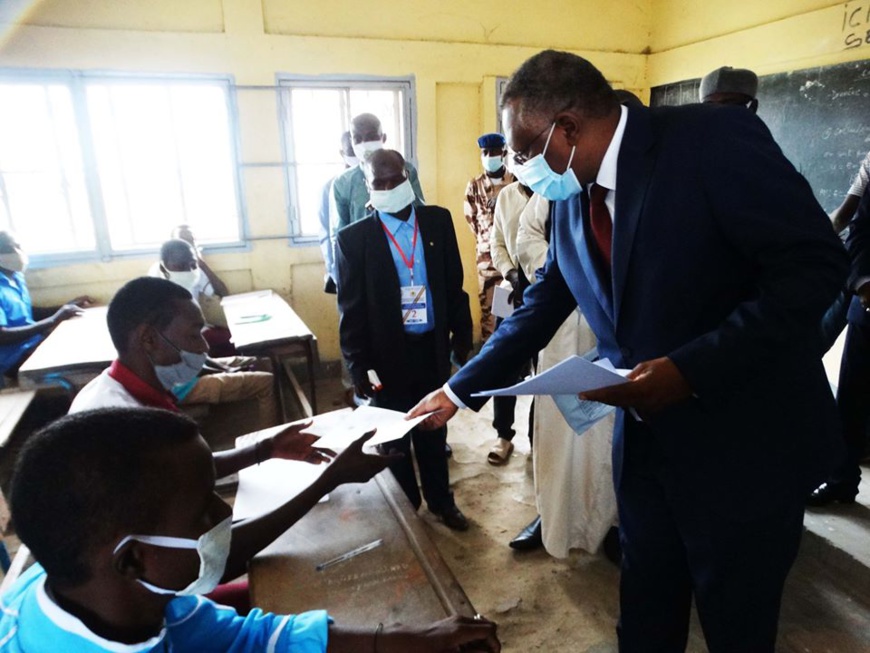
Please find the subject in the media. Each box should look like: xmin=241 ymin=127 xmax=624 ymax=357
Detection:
xmin=335 ymin=149 xmax=473 ymax=531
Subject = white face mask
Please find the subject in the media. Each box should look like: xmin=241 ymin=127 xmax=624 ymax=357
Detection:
xmin=114 ymin=516 xmax=232 ymax=596
xmin=0 ymin=249 xmax=28 ymax=273
xmin=369 ymin=179 xmax=416 ymax=215
xmin=352 ymin=139 xmax=383 ymax=163
xmin=151 ymin=333 xmax=207 ymax=391
xmin=482 ymin=155 xmax=505 ymax=174
xmin=342 ymin=154 xmax=360 ymax=168
xmin=166 ymin=268 xmax=202 ymax=295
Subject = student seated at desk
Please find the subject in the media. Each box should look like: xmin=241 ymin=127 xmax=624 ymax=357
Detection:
xmin=1 ymin=407 xmax=501 ymax=652
xmin=149 ymin=235 xmax=233 ymax=357
xmin=0 ymin=231 xmax=93 ymax=386
xmin=73 ymin=277 xmax=278 ymax=433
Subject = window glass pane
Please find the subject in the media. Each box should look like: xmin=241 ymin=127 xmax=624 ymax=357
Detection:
xmin=288 ymin=88 xmax=345 ymax=236
xmin=87 ymin=81 xmax=240 ymax=250
xmin=0 ymin=82 xmax=96 ymax=254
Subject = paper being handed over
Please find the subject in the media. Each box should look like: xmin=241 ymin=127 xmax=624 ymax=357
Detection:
xmin=471 ymin=355 xmax=631 ymax=397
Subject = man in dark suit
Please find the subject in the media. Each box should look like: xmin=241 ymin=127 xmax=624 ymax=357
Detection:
xmin=411 ymin=51 xmax=848 ymax=651
xmin=336 ymin=149 xmax=473 ymax=531
xmin=809 ymin=186 xmax=870 ymax=505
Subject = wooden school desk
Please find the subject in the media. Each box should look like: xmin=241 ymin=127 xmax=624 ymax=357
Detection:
xmin=245 ymin=470 xmax=476 ymax=623
xmin=221 ymin=290 xmax=319 ymax=419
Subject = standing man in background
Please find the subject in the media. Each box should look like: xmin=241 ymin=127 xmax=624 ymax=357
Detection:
xmin=699 ymin=65 xmax=759 ymax=112
xmin=464 ymin=133 xmax=519 ymax=464
xmin=336 ymin=149 xmax=472 ymax=531
xmin=318 ymin=131 xmax=356 ymax=294
xmin=331 ymin=113 xmax=425 ymax=235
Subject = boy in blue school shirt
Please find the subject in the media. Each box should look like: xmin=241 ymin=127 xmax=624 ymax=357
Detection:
xmin=0 ymin=231 xmax=93 ymax=384
xmin=0 ymin=407 xmax=500 ymax=652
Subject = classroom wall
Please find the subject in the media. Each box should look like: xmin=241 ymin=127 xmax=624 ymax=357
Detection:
xmin=648 ymin=0 xmax=870 ymax=85
xmin=0 ymin=0 xmax=650 ymax=362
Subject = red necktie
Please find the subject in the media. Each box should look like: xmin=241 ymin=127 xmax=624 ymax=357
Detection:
xmin=589 ymin=183 xmax=612 ymax=269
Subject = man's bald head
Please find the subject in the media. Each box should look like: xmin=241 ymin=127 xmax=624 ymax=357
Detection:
xmin=351 ymin=113 xmax=384 ymax=144
xmin=365 ymin=149 xmax=407 ymax=191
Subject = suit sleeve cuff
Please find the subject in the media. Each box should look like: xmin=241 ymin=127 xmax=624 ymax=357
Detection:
xmin=443 ymin=382 xmax=468 ymax=410
xmin=854 ymin=276 xmax=870 ymax=293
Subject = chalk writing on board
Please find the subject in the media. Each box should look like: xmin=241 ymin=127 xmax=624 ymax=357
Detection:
xmin=843 ymin=2 xmax=870 ymax=49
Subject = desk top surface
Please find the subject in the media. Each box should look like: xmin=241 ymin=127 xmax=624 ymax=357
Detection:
xmin=18 ymin=307 xmax=113 ymax=378
xmin=221 ymin=290 xmax=314 ymax=351
xmin=247 ymin=472 xmax=474 ymax=624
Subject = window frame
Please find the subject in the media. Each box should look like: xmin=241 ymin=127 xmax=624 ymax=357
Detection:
xmin=0 ymin=68 xmax=250 ymax=269
xmin=275 ymin=74 xmax=417 ymax=244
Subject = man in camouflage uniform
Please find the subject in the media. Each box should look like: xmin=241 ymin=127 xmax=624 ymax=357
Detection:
xmin=463 ymin=133 xmax=515 ymax=342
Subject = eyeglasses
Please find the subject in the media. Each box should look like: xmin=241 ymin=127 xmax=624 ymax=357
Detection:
xmin=511 ymin=122 xmax=554 ymax=166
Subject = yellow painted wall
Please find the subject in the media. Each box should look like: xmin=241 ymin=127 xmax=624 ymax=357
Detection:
xmin=0 ymin=0 xmax=649 ymax=361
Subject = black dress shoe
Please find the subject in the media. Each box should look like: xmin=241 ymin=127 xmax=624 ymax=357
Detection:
xmin=509 ymin=515 xmax=542 ymax=550
xmin=602 ymin=526 xmax=622 ymax=567
xmin=807 ymin=481 xmax=859 ymax=507
xmin=436 ymin=505 xmax=469 ymax=531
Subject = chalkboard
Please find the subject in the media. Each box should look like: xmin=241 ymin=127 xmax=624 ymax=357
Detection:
xmin=650 ymin=60 xmax=870 ymax=212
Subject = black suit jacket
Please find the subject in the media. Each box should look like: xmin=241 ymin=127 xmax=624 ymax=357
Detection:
xmin=336 ymin=205 xmax=472 ymax=404
xmin=451 ymin=104 xmax=849 ymax=517
xmin=846 ymin=187 xmax=870 ymax=326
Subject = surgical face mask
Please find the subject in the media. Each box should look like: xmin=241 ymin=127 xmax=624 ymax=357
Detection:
xmin=166 ymin=268 xmax=202 ymax=295
xmin=514 ymin=123 xmax=582 ymax=201
xmin=352 ymin=139 xmax=383 ymax=163
xmin=152 ymin=333 xmax=207 ymax=391
xmin=0 ymin=249 xmax=28 ymax=273
xmin=114 ymin=516 xmax=232 ymax=596
xmin=482 ymin=155 xmax=505 ymax=174
xmin=342 ymin=154 xmax=360 ymax=168
xmin=369 ymin=179 xmax=416 ymax=215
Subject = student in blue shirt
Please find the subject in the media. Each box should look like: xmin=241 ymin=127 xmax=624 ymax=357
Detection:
xmin=1 ymin=407 xmax=500 ymax=652
xmin=0 ymin=231 xmax=93 ymax=383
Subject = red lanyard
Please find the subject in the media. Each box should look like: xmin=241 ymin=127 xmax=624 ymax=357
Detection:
xmin=380 ymin=218 xmax=419 ymax=284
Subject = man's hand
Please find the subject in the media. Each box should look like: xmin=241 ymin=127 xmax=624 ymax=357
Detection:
xmin=407 ymin=389 xmax=458 ymax=430
xmin=505 ymin=268 xmax=520 ymax=291
xmin=857 ymin=281 xmax=870 ymax=311
xmin=354 ymin=378 xmax=375 ymax=399
xmin=321 ymin=430 xmax=402 ymax=490
xmin=70 ymin=295 xmax=95 ymax=308
xmin=580 ymin=357 xmax=692 ymax=416
xmin=51 ymin=303 xmax=84 ymax=325
xmin=391 ymin=615 xmax=500 ymax=653
xmin=266 ymin=421 xmax=336 ymax=465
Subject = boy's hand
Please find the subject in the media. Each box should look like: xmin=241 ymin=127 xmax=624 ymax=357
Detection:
xmin=266 ymin=422 xmax=335 ymax=465
xmin=388 ymin=615 xmax=500 ymax=653
xmin=51 ymin=303 xmax=84 ymax=325
xmin=322 ymin=430 xmax=402 ymax=489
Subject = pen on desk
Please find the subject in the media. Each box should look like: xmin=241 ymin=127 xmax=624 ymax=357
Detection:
xmin=315 ymin=538 xmax=383 ymax=572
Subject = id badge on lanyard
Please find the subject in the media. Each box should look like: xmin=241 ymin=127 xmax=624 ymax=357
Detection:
xmin=381 ymin=217 xmax=428 ymax=326
xmin=401 ymin=285 xmax=428 ymax=324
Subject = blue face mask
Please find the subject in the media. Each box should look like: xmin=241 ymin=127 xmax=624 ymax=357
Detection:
xmin=514 ymin=123 xmax=581 ymax=201
xmin=151 ymin=332 xmax=206 ymax=391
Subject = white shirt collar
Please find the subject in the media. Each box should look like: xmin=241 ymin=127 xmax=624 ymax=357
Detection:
xmin=594 ymin=104 xmax=628 ymax=193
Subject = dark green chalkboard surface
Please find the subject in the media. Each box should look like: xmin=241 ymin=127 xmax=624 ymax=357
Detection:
xmin=651 ymin=60 xmax=870 ymax=212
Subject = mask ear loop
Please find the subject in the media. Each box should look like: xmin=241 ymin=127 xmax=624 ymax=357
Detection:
xmin=565 ymin=146 xmax=576 ymax=172
xmin=540 ymin=123 xmax=557 ymax=157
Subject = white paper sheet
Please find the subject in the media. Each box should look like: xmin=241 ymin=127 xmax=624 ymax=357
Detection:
xmin=471 ymin=355 xmax=630 ymax=397
xmin=491 ymin=283 xmax=515 ymax=319
xmin=233 ymin=458 xmax=328 ymax=521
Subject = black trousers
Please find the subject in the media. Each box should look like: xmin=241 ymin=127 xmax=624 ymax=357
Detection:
xmin=832 ymin=320 xmax=870 ymax=487
xmin=491 ymin=316 xmax=535 ymax=445
xmin=374 ymin=332 xmax=454 ymax=513
xmin=617 ymin=416 xmax=804 ymax=653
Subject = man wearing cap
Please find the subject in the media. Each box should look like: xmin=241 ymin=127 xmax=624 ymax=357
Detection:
xmin=464 ymin=133 xmax=520 ymax=465
xmin=700 ymin=65 xmax=759 ymax=112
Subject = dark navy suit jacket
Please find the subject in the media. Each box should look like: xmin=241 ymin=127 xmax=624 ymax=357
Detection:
xmin=451 ymin=104 xmax=849 ymax=518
